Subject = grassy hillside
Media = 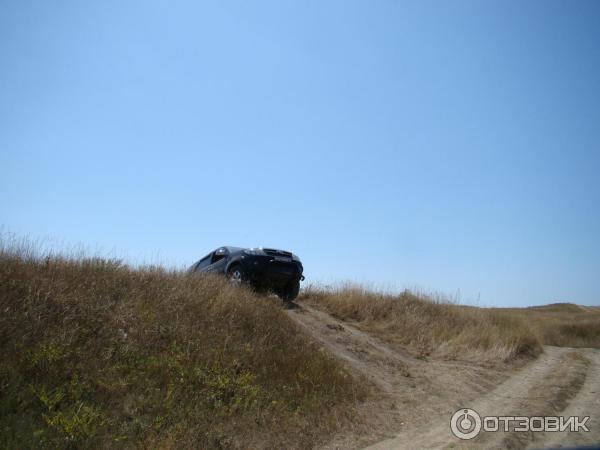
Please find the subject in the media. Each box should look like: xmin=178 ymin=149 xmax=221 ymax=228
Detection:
xmin=493 ymin=303 xmax=600 ymax=349
xmin=3 ymin=235 xmax=593 ymax=449
xmin=300 ymin=286 xmax=544 ymax=362
xmin=0 ymin=251 xmax=366 ymax=449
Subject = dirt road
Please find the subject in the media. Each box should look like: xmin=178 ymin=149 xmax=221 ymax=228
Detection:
xmin=286 ymin=303 xmax=600 ymax=450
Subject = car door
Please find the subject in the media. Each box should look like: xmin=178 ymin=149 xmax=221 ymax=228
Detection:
xmin=205 ymin=247 xmax=229 ymax=274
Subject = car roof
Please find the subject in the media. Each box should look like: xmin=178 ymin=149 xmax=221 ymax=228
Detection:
xmin=222 ymin=246 xmax=244 ymax=252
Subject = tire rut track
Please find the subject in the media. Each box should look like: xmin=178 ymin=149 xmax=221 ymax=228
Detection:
xmin=285 ymin=303 xmax=600 ymax=450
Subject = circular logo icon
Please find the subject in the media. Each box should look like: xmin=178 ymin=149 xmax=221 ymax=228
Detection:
xmin=450 ymin=408 xmax=482 ymax=440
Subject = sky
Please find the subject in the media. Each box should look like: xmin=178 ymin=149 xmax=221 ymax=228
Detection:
xmin=1 ymin=0 xmax=599 ymax=307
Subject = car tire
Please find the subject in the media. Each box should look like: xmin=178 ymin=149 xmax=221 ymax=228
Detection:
xmin=278 ymin=280 xmax=300 ymax=302
xmin=227 ymin=265 xmax=245 ymax=286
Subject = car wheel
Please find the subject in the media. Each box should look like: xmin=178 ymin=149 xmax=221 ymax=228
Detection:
xmin=278 ymin=280 xmax=300 ymax=302
xmin=227 ymin=265 xmax=245 ymax=286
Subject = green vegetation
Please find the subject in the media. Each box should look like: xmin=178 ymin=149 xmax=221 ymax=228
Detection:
xmin=0 ymin=247 xmax=366 ymax=449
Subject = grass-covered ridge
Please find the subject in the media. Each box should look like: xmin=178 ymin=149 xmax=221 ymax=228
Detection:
xmin=493 ymin=303 xmax=600 ymax=349
xmin=300 ymin=285 xmax=544 ymax=362
xmin=0 ymin=249 xmax=365 ymax=449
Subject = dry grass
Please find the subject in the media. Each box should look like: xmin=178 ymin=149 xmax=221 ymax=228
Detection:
xmin=0 ymin=243 xmax=367 ymax=449
xmin=2 ymin=232 xmax=595 ymax=448
xmin=493 ymin=303 xmax=600 ymax=349
xmin=300 ymin=285 xmax=543 ymax=363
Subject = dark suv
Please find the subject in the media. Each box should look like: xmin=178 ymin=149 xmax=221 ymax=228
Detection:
xmin=189 ymin=246 xmax=304 ymax=301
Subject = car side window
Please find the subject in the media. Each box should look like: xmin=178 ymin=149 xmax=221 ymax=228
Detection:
xmin=195 ymin=254 xmax=212 ymax=270
xmin=211 ymin=247 xmax=228 ymax=264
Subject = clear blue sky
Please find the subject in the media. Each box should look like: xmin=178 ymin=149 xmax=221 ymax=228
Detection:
xmin=1 ymin=1 xmax=599 ymax=307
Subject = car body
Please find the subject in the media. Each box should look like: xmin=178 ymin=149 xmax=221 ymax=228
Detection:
xmin=188 ymin=246 xmax=304 ymax=301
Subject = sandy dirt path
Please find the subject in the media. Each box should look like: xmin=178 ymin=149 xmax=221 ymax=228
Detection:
xmin=285 ymin=303 xmax=600 ymax=450
xmin=537 ymin=348 xmax=600 ymax=449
